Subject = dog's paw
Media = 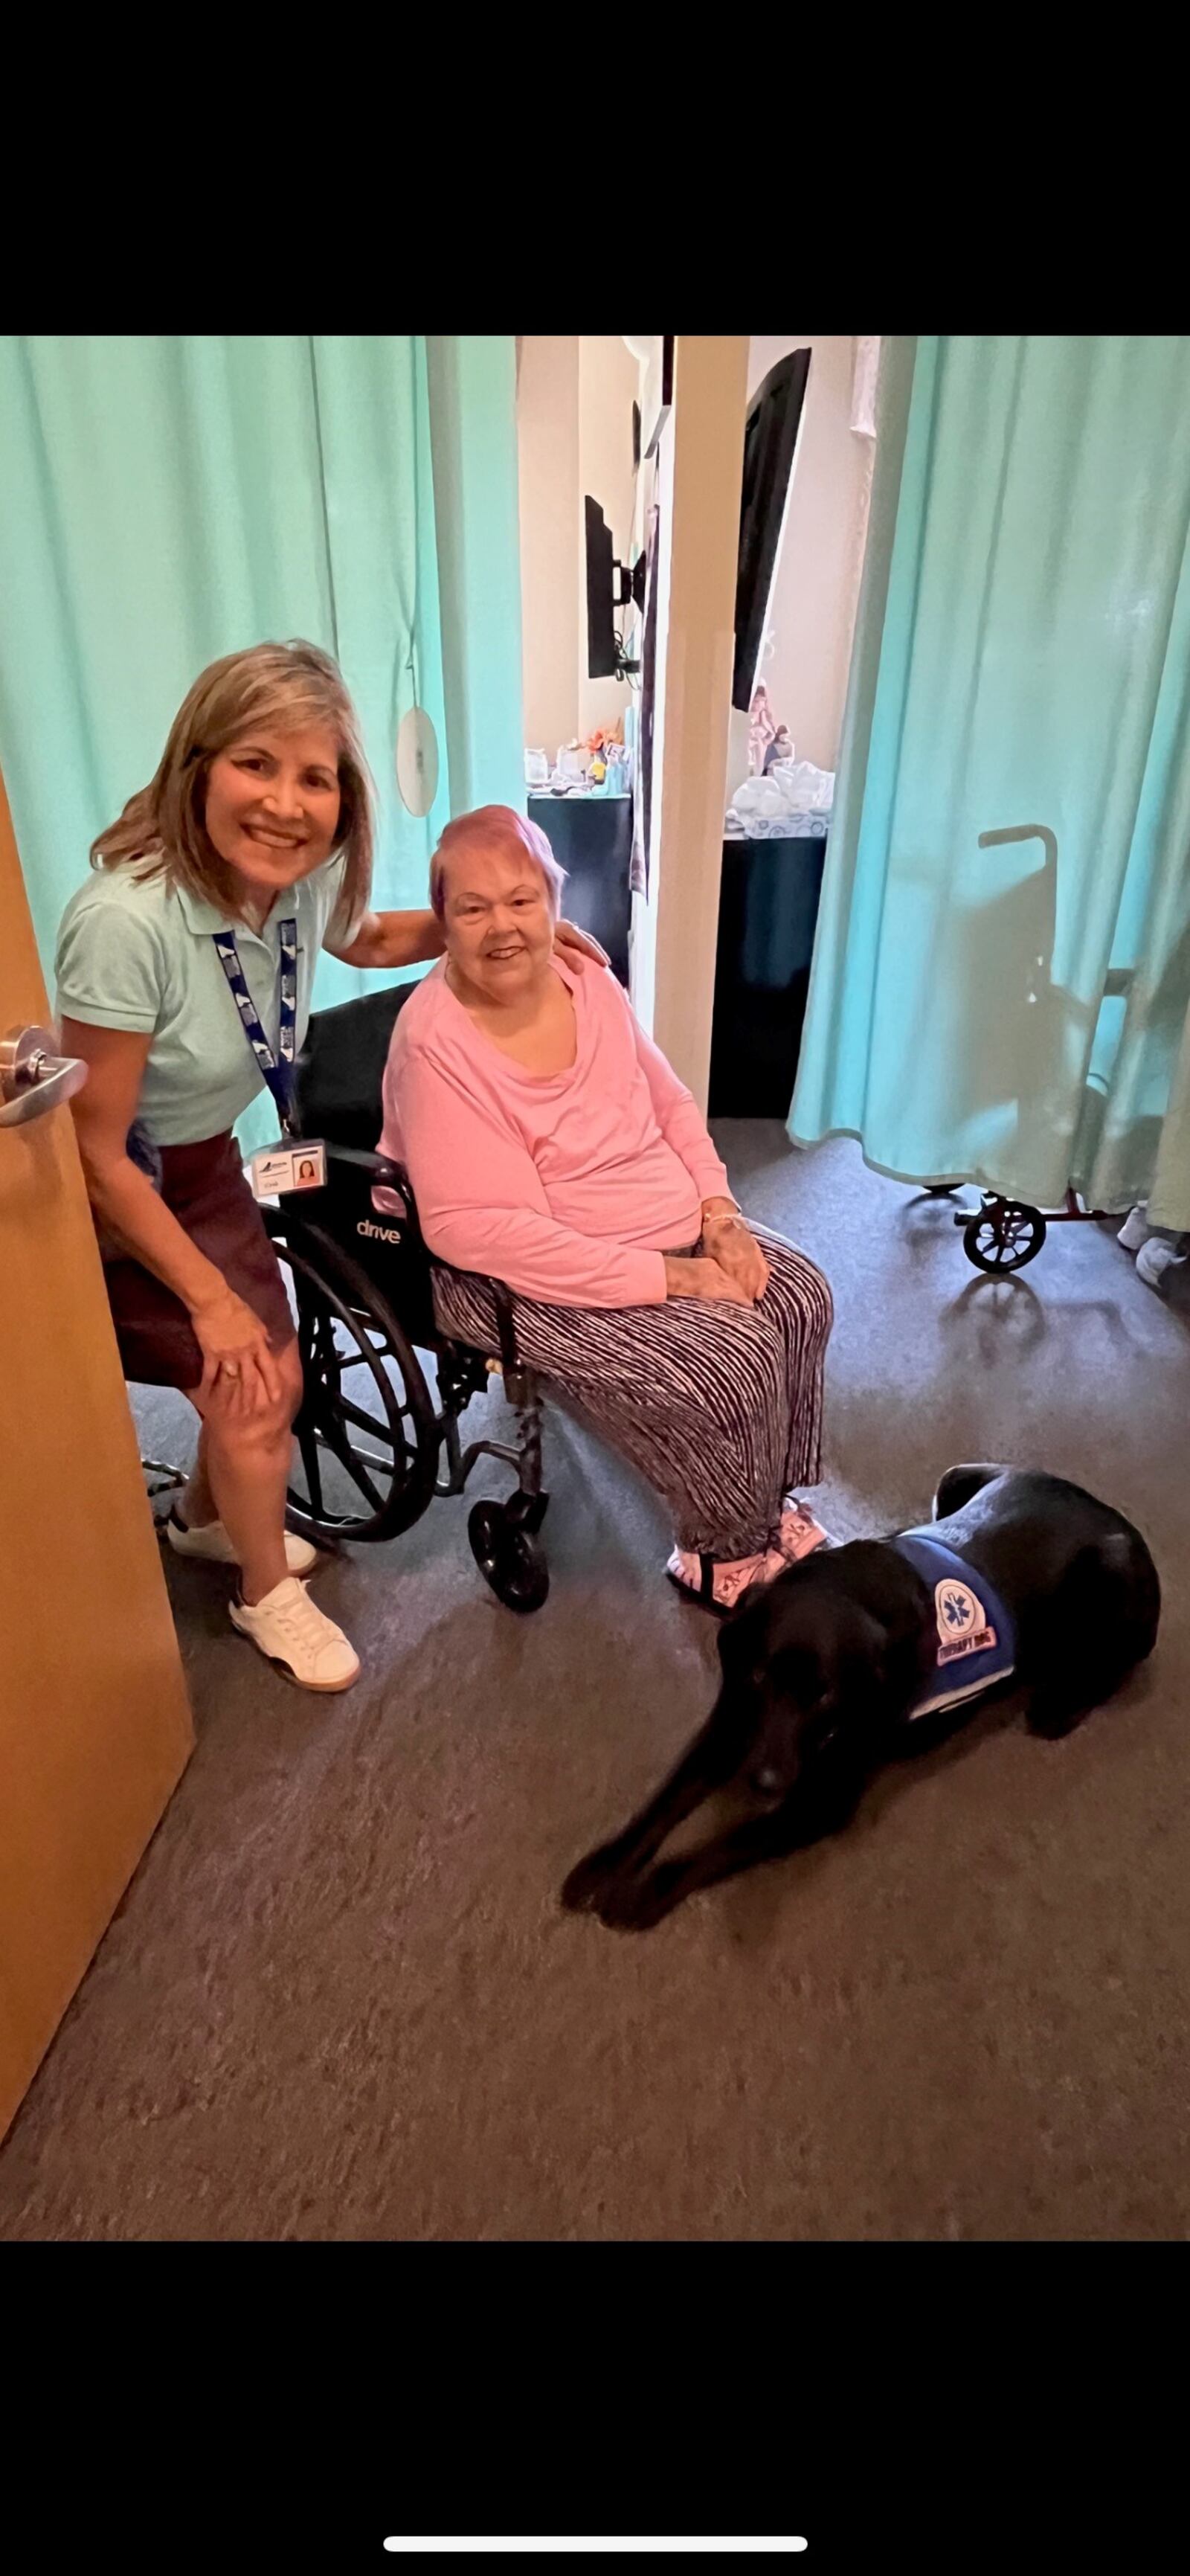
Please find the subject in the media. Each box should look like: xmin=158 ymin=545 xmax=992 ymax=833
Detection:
xmin=594 ymin=1869 xmax=681 ymax=1935
xmin=560 ymin=1842 xmax=625 ymax=1914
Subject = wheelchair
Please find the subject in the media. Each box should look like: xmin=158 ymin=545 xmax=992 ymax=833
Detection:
xmin=256 ymin=980 xmax=550 ymax=1612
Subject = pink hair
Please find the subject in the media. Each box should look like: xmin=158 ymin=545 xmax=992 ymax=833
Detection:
xmin=429 ymin=804 xmax=567 ymax=920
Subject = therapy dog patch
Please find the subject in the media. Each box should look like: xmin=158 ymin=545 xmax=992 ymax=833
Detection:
xmin=892 ymin=1533 xmax=1017 ymax=1721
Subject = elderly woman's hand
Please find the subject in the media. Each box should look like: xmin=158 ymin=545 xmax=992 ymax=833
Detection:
xmin=701 ymin=1203 xmax=771 ymax=1303
xmin=663 ymin=1255 xmax=753 ymax=1305
xmin=553 ymin=920 xmax=608 ymax=972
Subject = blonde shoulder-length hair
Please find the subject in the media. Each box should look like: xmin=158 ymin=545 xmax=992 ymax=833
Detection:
xmin=91 ymin=639 xmax=374 ymax=930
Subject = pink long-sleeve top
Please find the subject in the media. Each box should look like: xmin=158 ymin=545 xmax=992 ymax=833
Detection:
xmin=378 ymin=959 xmax=733 ymax=1308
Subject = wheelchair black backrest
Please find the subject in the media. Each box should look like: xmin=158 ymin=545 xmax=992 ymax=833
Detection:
xmin=292 ymin=978 xmax=443 ymax=1346
xmin=294 ymin=977 xmax=417 ymax=1150
xmin=294 ymin=975 xmax=521 ymax=1369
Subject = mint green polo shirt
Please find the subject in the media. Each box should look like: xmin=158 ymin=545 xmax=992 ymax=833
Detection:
xmin=55 ymin=855 xmax=352 ymax=1146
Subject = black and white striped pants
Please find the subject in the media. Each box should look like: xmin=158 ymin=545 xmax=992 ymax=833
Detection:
xmin=433 ymin=1227 xmax=833 ymax=1561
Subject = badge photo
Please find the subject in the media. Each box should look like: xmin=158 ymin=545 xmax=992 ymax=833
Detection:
xmin=247 ymin=1143 xmax=327 ymax=1201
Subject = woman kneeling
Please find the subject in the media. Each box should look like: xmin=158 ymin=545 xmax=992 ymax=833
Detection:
xmin=380 ymin=808 xmax=834 ymax=1611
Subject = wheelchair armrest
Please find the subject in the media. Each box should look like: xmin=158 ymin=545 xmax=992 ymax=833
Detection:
xmin=489 ymin=1276 xmax=523 ymax=1380
xmin=322 ymin=1143 xmax=408 ymax=1191
xmin=433 ymin=1259 xmax=524 ymax=1380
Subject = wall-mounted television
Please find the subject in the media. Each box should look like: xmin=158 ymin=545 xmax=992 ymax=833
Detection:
xmin=585 ymin=495 xmax=646 ymax=681
xmin=731 ymin=347 xmax=811 ymax=710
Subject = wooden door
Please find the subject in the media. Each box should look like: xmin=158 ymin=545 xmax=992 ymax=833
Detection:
xmin=0 ymin=768 xmax=193 ymax=2142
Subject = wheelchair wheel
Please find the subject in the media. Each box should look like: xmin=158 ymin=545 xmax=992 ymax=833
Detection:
xmin=962 ymin=1199 xmax=1047 ymax=1273
xmin=468 ymin=1500 xmax=550 ymax=1614
xmin=265 ymin=1212 xmax=440 ymax=1544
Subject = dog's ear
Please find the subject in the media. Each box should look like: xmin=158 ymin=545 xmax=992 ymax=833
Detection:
xmin=716 ymin=1610 xmax=752 ymax=1678
xmin=716 ymin=1588 xmax=775 ymax=1678
xmin=850 ymin=1603 xmax=922 ymax=1709
xmin=814 ymin=1619 xmax=887 ymax=1779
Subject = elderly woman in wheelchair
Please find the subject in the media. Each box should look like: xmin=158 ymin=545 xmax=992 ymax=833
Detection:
xmin=367 ymin=806 xmax=834 ymax=1614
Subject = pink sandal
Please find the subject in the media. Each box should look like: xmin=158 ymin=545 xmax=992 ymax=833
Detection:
xmin=666 ymin=1546 xmax=777 ymax=1616
xmin=666 ymin=1505 xmax=833 ymax=1616
xmin=777 ymin=1499 xmax=833 ymax=1563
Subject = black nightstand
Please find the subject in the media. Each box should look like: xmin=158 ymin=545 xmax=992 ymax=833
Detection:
xmin=527 ymin=794 xmax=632 ymax=988
xmin=708 ymin=834 xmax=827 ymax=1117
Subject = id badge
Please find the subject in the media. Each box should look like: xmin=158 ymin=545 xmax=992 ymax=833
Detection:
xmin=247 ymin=1141 xmax=327 ymax=1201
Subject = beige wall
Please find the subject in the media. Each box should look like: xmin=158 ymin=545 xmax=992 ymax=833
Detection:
xmin=516 ymin=335 xmax=579 ymax=757
xmin=644 ymin=335 xmax=750 ymax=1105
xmin=744 ymin=333 xmax=873 ymax=774
xmin=517 ymin=334 xmax=640 ymax=757
xmin=577 ymin=334 xmax=640 ymax=739
xmin=628 ymin=411 xmax=668 ymax=1040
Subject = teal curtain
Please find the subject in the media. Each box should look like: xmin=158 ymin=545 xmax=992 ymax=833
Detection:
xmin=791 ymin=335 xmax=1190 ymax=1228
xmin=0 ymin=333 xmax=524 ymax=1150
xmin=425 ymin=335 xmax=527 ymax=816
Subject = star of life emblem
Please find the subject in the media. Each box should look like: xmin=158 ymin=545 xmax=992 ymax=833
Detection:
xmin=934 ymin=1578 xmax=996 ymax=1666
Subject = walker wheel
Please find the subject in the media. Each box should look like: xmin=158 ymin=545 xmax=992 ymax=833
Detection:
xmin=963 ymin=1199 xmax=1047 ymax=1273
xmin=468 ymin=1500 xmax=550 ymax=1613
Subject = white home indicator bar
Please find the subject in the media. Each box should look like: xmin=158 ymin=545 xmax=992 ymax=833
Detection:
xmin=383 ymin=2544 xmax=809 ymax=2557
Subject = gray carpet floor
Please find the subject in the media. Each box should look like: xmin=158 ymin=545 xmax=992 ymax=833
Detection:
xmin=1 ymin=1129 xmax=1187 ymax=2241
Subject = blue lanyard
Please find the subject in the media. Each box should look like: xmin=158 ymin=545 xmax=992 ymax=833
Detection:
xmin=212 ymin=916 xmax=298 ymax=1133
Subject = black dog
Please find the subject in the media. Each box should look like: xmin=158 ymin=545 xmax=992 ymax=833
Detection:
xmin=562 ymin=1465 xmax=1160 ymax=1933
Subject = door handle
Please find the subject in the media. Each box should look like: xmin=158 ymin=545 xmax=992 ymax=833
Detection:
xmin=0 ymin=1024 xmax=89 ymax=1127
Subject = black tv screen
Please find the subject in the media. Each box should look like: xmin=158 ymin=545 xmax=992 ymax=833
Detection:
xmin=585 ymin=497 xmax=619 ymax=680
xmin=732 ymin=347 xmax=811 ymax=710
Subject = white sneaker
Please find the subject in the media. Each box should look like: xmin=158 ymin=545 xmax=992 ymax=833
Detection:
xmin=1118 ymin=1205 xmax=1153 ymax=1253
xmin=228 ymin=1577 xmax=361 ymax=1692
xmin=1136 ymin=1234 xmax=1189 ymax=1294
xmin=167 ymin=1506 xmax=321 ymax=1579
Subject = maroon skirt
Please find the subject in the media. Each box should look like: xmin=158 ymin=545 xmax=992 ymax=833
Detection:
xmin=100 ymin=1131 xmax=297 ymax=1393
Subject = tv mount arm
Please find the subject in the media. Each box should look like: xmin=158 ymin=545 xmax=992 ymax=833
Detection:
xmin=613 ymin=553 xmax=647 ymax=678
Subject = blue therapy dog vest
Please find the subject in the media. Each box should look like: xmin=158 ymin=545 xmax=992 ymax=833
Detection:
xmin=892 ymin=1534 xmax=1017 ymax=1722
